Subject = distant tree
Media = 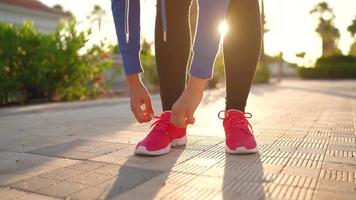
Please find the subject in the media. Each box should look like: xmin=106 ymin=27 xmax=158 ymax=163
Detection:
xmin=88 ymin=5 xmax=106 ymax=31
xmin=140 ymin=40 xmax=158 ymax=85
xmin=260 ymin=0 xmax=269 ymax=63
xmin=347 ymin=17 xmax=356 ymax=38
xmin=52 ymin=4 xmax=72 ymax=16
xmin=296 ymin=52 xmax=306 ymax=59
xmin=53 ymin=4 xmax=63 ymax=11
xmin=347 ymin=17 xmax=356 ymax=56
xmin=141 ymin=40 xmax=152 ymax=55
xmin=310 ymin=2 xmax=341 ymax=57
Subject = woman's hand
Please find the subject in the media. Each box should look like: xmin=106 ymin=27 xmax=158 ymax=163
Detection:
xmin=171 ymin=76 xmax=207 ymax=127
xmin=127 ymin=74 xmax=154 ymax=123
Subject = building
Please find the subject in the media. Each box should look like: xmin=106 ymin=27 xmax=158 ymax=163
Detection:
xmin=0 ymin=0 xmax=71 ymax=33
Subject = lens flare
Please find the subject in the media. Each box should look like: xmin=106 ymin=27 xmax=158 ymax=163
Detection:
xmin=219 ymin=20 xmax=229 ymax=36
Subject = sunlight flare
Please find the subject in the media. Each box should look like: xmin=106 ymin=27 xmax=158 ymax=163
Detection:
xmin=219 ymin=20 xmax=229 ymax=36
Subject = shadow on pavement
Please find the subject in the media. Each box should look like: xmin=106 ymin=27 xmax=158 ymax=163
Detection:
xmin=223 ymin=153 xmax=265 ymax=200
xmin=105 ymin=148 xmax=184 ymax=199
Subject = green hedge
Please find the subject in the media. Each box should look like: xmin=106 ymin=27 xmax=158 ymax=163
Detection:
xmin=207 ymin=52 xmax=225 ymax=88
xmin=0 ymin=20 xmax=112 ymax=105
xmin=298 ymin=55 xmax=356 ymax=79
xmin=253 ymin=62 xmax=271 ymax=84
xmin=208 ymin=53 xmax=271 ymax=87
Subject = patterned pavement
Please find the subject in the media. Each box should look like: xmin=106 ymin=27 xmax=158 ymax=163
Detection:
xmin=0 ymin=79 xmax=355 ymax=200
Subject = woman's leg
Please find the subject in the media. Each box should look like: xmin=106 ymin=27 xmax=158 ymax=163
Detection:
xmin=223 ymin=0 xmax=262 ymax=112
xmin=155 ymin=0 xmax=193 ymax=111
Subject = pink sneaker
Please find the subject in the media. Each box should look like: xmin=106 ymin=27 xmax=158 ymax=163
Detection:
xmin=135 ymin=111 xmax=187 ymax=156
xmin=219 ymin=109 xmax=257 ymax=154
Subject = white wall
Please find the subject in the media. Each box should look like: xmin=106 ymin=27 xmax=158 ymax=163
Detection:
xmin=0 ymin=3 xmax=68 ymax=33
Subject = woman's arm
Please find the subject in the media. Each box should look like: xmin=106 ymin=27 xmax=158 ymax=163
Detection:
xmin=112 ymin=0 xmax=142 ymax=75
xmin=112 ymin=0 xmax=154 ymax=123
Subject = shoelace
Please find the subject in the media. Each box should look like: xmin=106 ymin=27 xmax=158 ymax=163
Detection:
xmin=218 ymin=110 xmax=254 ymax=135
xmin=148 ymin=115 xmax=172 ymax=139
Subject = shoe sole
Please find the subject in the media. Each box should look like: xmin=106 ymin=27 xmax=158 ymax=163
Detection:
xmin=225 ymin=145 xmax=258 ymax=154
xmin=135 ymin=135 xmax=187 ymax=156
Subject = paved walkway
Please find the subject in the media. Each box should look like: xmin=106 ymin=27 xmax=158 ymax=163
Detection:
xmin=0 ymin=79 xmax=355 ymax=200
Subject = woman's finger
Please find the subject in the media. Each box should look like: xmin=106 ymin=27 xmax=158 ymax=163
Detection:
xmin=187 ymin=110 xmax=196 ymax=124
xmin=144 ymin=98 xmax=154 ymax=117
xmin=131 ymin=104 xmax=145 ymax=123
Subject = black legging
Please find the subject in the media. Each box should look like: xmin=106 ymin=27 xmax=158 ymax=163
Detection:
xmin=155 ymin=0 xmax=261 ymax=112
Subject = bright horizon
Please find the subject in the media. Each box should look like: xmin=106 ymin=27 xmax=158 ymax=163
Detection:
xmin=39 ymin=0 xmax=356 ymax=66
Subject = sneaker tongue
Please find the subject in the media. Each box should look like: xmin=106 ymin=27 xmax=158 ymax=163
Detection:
xmin=227 ymin=110 xmax=244 ymax=118
xmin=160 ymin=111 xmax=172 ymax=118
xmin=227 ymin=109 xmax=244 ymax=114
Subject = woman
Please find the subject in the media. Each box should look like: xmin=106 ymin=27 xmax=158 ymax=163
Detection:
xmin=112 ymin=0 xmax=261 ymax=156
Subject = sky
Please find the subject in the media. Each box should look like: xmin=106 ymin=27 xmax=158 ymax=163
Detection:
xmin=39 ymin=0 xmax=356 ymax=66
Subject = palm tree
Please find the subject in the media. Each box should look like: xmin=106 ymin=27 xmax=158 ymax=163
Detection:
xmin=88 ymin=5 xmax=106 ymax=31
xmin=310 ymin=2 xmax=340 ymax=57
xmin=347 ymin=17 xmax=356 ymax=39
xmin=347 ymin=17 xmax=356 ymax=56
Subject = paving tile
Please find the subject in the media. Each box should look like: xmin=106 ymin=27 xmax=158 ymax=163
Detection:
xmin=69 ymin=171 xmax=114 ymax=186
xmin=90 ymin=164 xmax=122 ymax=176
xmin=0 ymin=173 xmax=33 ymax=186
xmin=0 ymin=159 xmax=38 ymax=175
xmin=215 ymin=181 xmax=269 ymax=200
xmin=161 ymin=184 xmax=220 ymax=200
xmin=0 ymin=187 xmax=59 ymax=200
xmin=268 ymin=145 xmax=298 ymax=153
xmin=110 ymin=171 xmax=198 ymax=200
xmin=317 ymin=179 xmax=356 ymax=194
xmin=66 ymin=161 xmax=108 ymax=172
xmin=260 ymin=155 xmax=291 ymax=166
xmin=260 ymin=149 xmax=294 ymax=158
xmin=10 ymin=176 xmax=61 ymax=192
xmin=10 ymin=164 xmax=59 ymax=177
xmin=282 ymin=166 xmax=320 ymax=178
xmin=114 ymin=149 xmax=199 ymax=171
xmin=273 ymin=173 xmax=318 ymax=189
xmin=286 ymin=157 xmax=323 ymax=169
xmin=90 ymin=146 xmax=135 ymax=163
xmin=266 ymin=183 xmax=315 ymax=200
xmin=170 ymin=157 xmax=220 ymax=175
xmin=326 ymin=148 xmax=356 ymax=158
xmin=319 ymin=168 xmax=356 ymax=183
xmin=28 ymin=139 xmax=127 ymax=160
xmin=314 ymin=190 xmax=356 ymax=200
xmin=89 ymin=165 xmax=164 ymax=199
xmin=296 ymin=147 xmax=326 ymax=155
xmin=328 ymin=144 xmax=355 ymax=152
xmin=324 ymin=155 xmax=356 ymax=165
xmin=322 ymin=160 xmax=356 ymax=171
xmin=199 ymin=155 xmax=262 ymax=179
xmin=38 ymin=168 xmax=84 ymax=181
xmin=68 ymin=185 xmax=112 ymax=200
xmin=37 ymin=181 xmax=87 ymax=198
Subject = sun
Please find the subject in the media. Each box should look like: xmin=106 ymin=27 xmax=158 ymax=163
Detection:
xmin=219 ymin=20 xmax=229 ymax=36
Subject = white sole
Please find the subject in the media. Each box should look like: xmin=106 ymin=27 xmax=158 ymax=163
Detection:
xmin=135 ymin=135 xmax=187 ymax=156
xmin=226 ymin=145 xmax=258 ymax=155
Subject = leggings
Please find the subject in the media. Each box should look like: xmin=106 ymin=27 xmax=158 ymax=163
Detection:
xmin=155 ymin=0 xmax=261 ymax=112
